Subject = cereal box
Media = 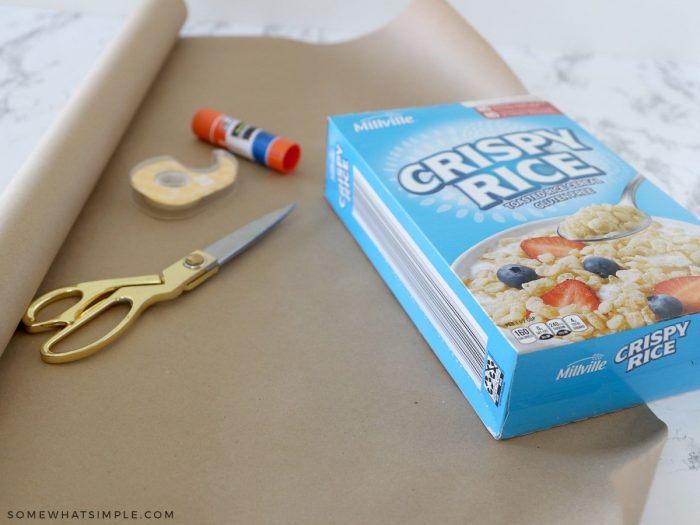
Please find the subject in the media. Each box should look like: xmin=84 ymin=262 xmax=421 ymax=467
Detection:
xmin=324 ymin=96 xmax=700 ymax=438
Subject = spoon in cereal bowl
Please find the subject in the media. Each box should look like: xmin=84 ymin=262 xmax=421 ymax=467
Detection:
xmin=557 ymin=173 xmax=652 ymax=242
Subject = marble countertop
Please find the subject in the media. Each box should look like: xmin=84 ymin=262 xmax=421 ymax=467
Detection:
xmin=0 ymin=7 xmax=122 ymax=193
xmin=1 ymin=4 xmax=699 ymax=523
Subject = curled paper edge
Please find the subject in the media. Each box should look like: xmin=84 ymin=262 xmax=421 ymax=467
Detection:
xmin=0 ymin=0 xmax=187 ymax=356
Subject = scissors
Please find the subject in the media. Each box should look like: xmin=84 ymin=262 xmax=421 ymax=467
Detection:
xmin=23 ymin=204 xmax=295 ymax=364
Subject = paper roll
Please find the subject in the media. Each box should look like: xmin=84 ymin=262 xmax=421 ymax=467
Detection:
xmin=0 ymin=0 xmax=187 ymax=355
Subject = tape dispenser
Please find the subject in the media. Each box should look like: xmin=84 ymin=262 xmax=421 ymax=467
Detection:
xmin=130 ymin=149 xmax=238 ymax=219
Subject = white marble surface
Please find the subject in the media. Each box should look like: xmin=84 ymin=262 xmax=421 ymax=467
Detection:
xmin=6 ymin=0 xmax=699 ymax=62
xmin=1 ymin=4 xmax=700 ymax=523
xmin=499 ymin=47 xmax=700 ymax=215
xmin=0 ymin=6 xmax=123 ymax=193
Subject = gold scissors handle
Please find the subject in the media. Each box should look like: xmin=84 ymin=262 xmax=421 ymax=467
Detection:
xmin=23 ymin=276 xmax=162 ymax=333
xmin=24 ymin=251 xmax=218 ymax=364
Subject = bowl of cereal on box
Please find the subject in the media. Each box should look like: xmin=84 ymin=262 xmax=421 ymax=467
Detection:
xmin=452 ymin=211 xmax=700 ymax=352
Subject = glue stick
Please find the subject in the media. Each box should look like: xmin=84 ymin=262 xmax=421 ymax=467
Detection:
xmin=192 ymin=108 xmax=301 ymax=174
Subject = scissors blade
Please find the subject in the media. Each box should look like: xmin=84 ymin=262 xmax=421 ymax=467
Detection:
xmin=204 ymin=204 xmax=296 ymax=266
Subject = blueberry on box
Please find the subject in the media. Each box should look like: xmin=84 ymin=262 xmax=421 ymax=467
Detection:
xmin=583 ymin=256 xmax=622 ymax=278
xmin=497 ymin=264 xmax=539 ymax=289
xmin=647 ymin=294 xmax=684 ymax=320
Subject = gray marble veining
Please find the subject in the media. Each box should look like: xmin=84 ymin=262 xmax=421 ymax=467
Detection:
xmin=0 ymin=6 xmax=122 ymax=193
xmin=498 ymin=46 xmax=700 ymax=217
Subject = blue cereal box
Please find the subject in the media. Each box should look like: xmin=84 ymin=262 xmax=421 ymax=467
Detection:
xmin=324 ymin=96 xmax=700 ymax=439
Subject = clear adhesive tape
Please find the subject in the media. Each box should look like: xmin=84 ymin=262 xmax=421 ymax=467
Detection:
xmin=130 ymin=149 xmax=238 ymax=219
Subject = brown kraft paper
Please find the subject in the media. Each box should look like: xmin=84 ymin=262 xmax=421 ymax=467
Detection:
xmin=0 ymin=1 xmax=666 ymax=523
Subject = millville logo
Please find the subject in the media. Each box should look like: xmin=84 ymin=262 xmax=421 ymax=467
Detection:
xmin=353 ymin=112 xmax=415 ymax=132
xmin=556 ymin=353 xmax=606 ymax=380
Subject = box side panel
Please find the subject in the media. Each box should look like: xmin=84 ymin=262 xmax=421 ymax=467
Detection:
xmin=325 ymin=118 xmax=516 ymax=438
xmin=502 ymin=315 xmax=700 ymax=438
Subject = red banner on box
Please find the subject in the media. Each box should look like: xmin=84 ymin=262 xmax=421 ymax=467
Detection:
xmin=475 ymin=100 xmax=562 ymax=119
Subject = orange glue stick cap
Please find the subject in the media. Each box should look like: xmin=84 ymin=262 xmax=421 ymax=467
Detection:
xmin=191 ymin=108 xmax=301 ymax=174
xmin=192 ymin=108 xmax=225 ymax=144
xmin=267 ymin=137 xmax=301 ymax=174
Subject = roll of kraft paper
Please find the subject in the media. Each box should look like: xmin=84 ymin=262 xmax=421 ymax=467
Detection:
xmin=0 ymin=0 xmax=187 ymax=357
xmin=192 ymin=108 xmax=301 ymax=174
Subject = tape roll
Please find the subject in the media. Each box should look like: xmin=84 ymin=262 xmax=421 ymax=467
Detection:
xmin=130 ymin=149 xmax=238 ymax=218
